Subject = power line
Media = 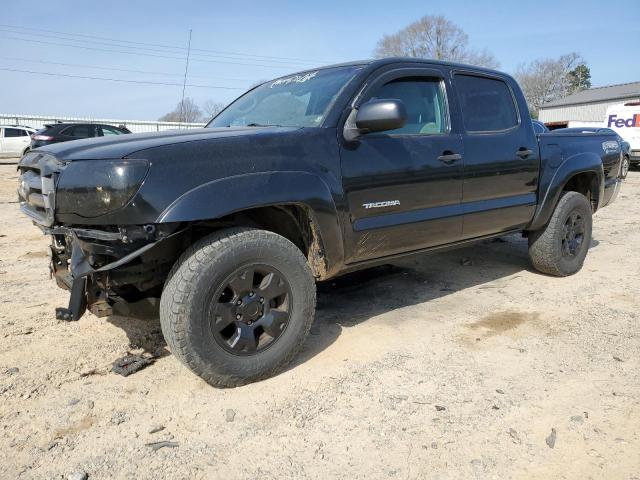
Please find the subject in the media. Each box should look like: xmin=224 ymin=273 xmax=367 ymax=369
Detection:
xmin=0 ymin=24 xmax=333 ymax=65
xmin=0 ymin=67 xmax=247 ymax=90
xmin=0 ymin=35 xmax=308 ymax=70
xmin=0 ymin=27 xmax=318 ymax=68
xmin=0 ymin=56 xmax=256 ymax=83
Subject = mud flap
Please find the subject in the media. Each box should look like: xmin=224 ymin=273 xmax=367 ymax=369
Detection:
xmin=55 ymin=276 xmax=87 ymax=321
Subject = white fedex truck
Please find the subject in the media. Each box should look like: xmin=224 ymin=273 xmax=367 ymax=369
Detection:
xmin=605 ymin=103 xmax=640 ymax=166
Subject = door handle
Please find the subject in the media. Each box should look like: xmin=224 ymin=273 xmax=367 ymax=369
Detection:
xmin=516 ymin=148 xmax=533 ymax=158
xmin=437 ymin=152 xmax=462 ymax=164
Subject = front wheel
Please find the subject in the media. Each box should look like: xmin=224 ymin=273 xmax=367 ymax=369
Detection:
xmin=160 ymin=228 xmax=316 ymax=387
xmin=621 ymin=155 xmax=630 ymax=179
xmin=528 ymin=191 xmax=593 ymax=277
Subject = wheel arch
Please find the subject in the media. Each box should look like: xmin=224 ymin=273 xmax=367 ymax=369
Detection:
xmin=528 ymin=151 xmax=603 ymax=232
xmin=157 ymin=171 xmax=344 ymax=279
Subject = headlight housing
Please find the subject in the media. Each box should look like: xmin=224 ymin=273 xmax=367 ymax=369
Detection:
xmin=56 ymin=159 xmax=149 ymax=217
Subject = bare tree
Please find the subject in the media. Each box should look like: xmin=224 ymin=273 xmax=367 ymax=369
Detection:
xmin=202 ymin=100 xmax=226 ymax=119
xmin=514 ymin=53 xmax=585 ymax=118
xmin=158 ymin=97 xmax=202 ymax=123
xmin=374 ymin=15 xmax=499 ymax=68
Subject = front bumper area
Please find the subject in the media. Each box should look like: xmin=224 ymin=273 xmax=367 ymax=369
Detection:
xmin=17 ymin=152 xmax=186 ymax=321
xmin=47 ymin=224 xmax=184 ymax=321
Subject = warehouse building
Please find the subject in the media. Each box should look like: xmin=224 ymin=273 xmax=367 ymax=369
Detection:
xmin=538 ymin=81 xmax=640 ymax=129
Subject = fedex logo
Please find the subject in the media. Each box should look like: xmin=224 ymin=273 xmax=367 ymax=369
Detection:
xmin=607 ymin=113 xmax=640 ymax=128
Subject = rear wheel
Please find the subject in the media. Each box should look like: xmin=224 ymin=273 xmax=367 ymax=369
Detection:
xmin=621 ymin=155 xmax=630 ymax=179
xmin=528 ymin=191 xmax=592 ymax=276
xmin=160 ymin=228 xmax=316 ymax=387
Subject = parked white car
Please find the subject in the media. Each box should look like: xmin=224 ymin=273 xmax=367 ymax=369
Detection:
xmin=0 ymin=125 xmax=36 ymax=158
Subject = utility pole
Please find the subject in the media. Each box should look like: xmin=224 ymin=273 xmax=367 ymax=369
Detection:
xmin=179 ymin=29 xmax=193 ymax=126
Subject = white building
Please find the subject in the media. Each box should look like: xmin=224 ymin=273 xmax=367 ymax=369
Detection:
xmin=0 ymin=113 xmax=205 ymax=133
xmin=538 ymin=81 xmax=640 ymax=128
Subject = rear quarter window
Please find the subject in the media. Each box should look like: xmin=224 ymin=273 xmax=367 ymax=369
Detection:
xmin=455 ymin=74 xmax=519 ymax=132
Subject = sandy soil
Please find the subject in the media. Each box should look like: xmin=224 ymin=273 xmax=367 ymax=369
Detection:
xmin=0 ymin=161 xmax=639 ymax=479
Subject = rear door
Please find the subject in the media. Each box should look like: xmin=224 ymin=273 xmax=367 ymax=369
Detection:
xmin=2 ymin=127 xmax=31 ymax=156
xmin=452 ymin=72 xmax=539 ymax=238
xmin=340 ymin=66 xmax=464 ymax=263
xmin=59 ymin=124 xmax=97 ymax=142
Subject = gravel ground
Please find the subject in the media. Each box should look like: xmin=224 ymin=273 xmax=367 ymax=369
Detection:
xmin=1 ymin=162 xmax=639 ymax=479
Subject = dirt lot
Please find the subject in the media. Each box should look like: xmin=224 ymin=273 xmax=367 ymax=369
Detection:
xmin=0 ymin=161 xmax=639 ymax=480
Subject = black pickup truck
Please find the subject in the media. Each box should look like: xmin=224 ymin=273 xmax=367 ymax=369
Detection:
xmin=18 ymin=58 xmax=622 ymax=386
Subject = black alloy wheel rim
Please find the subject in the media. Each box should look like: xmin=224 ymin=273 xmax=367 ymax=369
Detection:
xmin=208 ymin=264 xmax=292 ymax=355
xmin=561 ymin=211 xmax=585 ymax=258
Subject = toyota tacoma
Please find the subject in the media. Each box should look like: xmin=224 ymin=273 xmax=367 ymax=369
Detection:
xmin=18 ymin=58 xmax=623 ymax=386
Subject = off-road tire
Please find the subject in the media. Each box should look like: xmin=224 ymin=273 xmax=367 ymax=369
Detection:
xmin=160 ymin=228 xmax=316 ymax=387
xmin=621 ymin=155 xmax=629 ymax=179
xmin=528 ymin=191 xmax=592 ymax=277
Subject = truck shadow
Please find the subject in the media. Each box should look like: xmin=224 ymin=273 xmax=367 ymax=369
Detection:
xmin=289 ymin=233 xmax=534 ymax=369
xmin=105 ymin=232 xmax=569 ymax=377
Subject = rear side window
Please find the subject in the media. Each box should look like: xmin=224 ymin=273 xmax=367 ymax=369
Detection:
xmin=456 ymin=74 xmax=518 ymax=132
xmin=65 ymin=125 xmax=93 ymax=138
xmin=4 ymin=128 xmax=26 ymax=137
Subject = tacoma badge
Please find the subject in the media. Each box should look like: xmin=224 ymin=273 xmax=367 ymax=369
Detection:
xmin=362 ymin=200 xmax=401 ymax=209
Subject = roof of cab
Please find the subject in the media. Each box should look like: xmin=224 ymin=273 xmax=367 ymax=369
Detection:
xmin=276 ymin=57 xmax=506 ymax=78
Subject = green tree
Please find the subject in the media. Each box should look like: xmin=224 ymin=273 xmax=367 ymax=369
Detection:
xmin=566 ymin=64 xmax=592 ymax=94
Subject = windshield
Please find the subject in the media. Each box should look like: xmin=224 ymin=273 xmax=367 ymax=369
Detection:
xmin=208 ymin=66 xmax=362 ymax=128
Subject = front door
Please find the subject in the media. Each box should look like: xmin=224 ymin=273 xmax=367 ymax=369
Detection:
xmin=340 ymin=69 xmax=464 ymax=263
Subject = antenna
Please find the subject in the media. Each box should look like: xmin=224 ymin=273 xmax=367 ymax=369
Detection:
xmin=179 ymin=29 xmax=193 ymax=126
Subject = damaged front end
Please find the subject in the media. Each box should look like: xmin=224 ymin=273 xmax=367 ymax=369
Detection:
xmin=48 ymin=223 xmax=184 ymax=320
xmin=17 ymin=151 xmax=184 ymax=321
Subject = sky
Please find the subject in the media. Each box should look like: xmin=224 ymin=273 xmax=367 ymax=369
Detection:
xmin=1 ymin=0 xmax=639 ymax=121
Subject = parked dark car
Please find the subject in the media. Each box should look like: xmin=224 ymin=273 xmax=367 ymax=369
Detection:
xmin=551 ymin=127 xmax=631 ymax=178
xmin=532 ymin=120 xmax=549 ymax=134
xmin=18 ymin=58 xmax=622 ymax=387
xmin=31 ymin=123 xmax=131 ymax=149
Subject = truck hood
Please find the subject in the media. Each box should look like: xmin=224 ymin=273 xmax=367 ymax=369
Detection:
xmin=36 ymin=126 xmax=301 ymax=161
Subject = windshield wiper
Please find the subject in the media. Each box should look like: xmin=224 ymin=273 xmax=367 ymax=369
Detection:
xmin=245 ymin=122 xmax=282 ymax=127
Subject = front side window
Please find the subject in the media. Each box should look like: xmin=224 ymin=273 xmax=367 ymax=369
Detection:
xmin=208 ymin=66 xmax=362 ymax=128
xmin=367 ymin=77 xmax=448 ymax=135
xmin=456 ymin=74 xmax=518 ymax=132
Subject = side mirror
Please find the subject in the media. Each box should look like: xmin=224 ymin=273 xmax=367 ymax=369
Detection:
xmin=356 ymin=99 xmax=407 ymax=133
xmin=343 ymin=99 xmax=407 ymax=142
